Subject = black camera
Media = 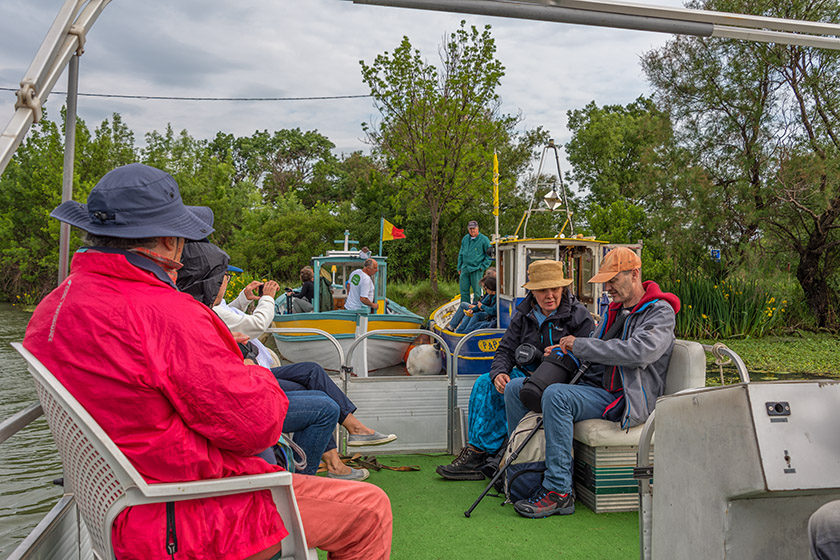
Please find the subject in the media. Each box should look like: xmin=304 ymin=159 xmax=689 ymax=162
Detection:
xmin=519 ymin=348 xmax=581 ymax=413
xmin=257 ymin=284 xmax=264 ymax=297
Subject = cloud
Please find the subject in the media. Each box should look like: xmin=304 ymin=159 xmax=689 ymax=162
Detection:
xmin=0 ymin=0 xmax=683 ymax=161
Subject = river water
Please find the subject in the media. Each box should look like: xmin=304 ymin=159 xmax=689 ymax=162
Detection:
xmin=0 ymin=303 xmax=62 ymax=559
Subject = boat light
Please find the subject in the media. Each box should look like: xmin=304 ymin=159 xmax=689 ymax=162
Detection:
xmin=543 ymin=189 xmax=563 ymax=211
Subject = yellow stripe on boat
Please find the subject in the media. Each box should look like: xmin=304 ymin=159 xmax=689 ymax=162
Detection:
xmin=271 ymin=319 xmax=357 ymax=335
xmin=368 ymin=319 xmax=420 ymax=331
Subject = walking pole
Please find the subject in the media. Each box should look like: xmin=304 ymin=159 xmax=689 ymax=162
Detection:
xmin=464 ymin=415 xmax=544 ymax=517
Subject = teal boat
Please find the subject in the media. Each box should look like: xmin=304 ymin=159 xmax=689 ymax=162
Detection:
xmin=271 ymin=239 xmax=424 ymax=374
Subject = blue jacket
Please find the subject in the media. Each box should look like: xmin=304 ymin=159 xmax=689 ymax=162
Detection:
xmin=476 ymin=293 xmax=497 ymax=315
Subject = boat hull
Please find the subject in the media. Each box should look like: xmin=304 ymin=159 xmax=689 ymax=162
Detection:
xmin=430 ymin=298 xmax=504 ymax=376
xmin=272 ymin=304 xmax=424 ymax=373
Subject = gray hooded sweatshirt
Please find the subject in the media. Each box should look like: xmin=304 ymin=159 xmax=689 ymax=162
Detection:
xmin=573 ymin=281 xmax=680 ymax=429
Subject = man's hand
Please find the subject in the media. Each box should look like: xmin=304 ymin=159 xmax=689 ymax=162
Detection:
xmin=243 ymin=281 xmax=263 ymax=301
xmin=261 ymin=280 xmax=280 ymax=298
xmin=494 ymin=373 xmax=510 ymax=393
xmin=557 ymin=336 xmax=576 ymax=354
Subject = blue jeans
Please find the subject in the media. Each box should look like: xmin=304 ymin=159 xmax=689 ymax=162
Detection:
xmin=467 ymin=369 xmax=526 ymax=454
xmin=449 ymin=302 xmax=472 ymax=331
xmin=456 ymin=312 xmax=494 ymax=334
xmin=282 ymin=391 xmax=339 ymax=475
xmin=504 ymin=378 xmax=614 ymax=494
xmin=271 ymin=362 xmax=355 ymax=452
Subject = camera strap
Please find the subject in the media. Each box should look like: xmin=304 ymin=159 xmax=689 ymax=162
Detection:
xmin=568 ymin=308 xmax=630 ymax=385
xmin=602 ymin=307 xmax=631 ymax=341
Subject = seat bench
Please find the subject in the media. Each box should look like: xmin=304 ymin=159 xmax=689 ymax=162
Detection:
xmin=572 ymin=340 xmax=706 ymax=513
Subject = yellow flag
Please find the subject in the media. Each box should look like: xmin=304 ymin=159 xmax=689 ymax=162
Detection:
xmin=492 ymin=152 xmax=499 ymax=217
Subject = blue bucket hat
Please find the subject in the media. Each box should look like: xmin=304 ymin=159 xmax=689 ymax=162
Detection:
xmin=50 ymin=163 xmax=214 ymax=240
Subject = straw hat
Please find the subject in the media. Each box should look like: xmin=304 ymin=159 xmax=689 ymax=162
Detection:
xmin=522 ymin=260 xmax=573 ymax=290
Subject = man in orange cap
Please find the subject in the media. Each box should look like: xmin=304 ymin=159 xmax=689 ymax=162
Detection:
xmin=503 ymin=247 xmax=680 ymax=518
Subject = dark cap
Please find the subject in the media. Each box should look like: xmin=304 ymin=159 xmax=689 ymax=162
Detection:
xmin=468 ymin=220 xmax=479 ymax=228
xmin=50 ymin=163 xmax=214 ymax=240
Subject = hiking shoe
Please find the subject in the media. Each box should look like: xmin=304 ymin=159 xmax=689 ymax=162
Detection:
xmin=436 ymin=445 xmax=487 ymax=480
xmin=347 ymin=431 xmax=397 ymax=446
xmin=326 ymin=467 xmax=370 ymax=481
xmin=513 ymin=486 xmax=575 ymax=518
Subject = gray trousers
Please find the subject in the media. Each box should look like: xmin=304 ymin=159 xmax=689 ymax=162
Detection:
xmin=811 ymin=501 xmax=840 ymax=559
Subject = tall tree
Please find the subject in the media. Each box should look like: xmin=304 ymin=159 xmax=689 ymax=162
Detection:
xmin=642 ymin=0 xmax=840 ymax=328
xmin=210 ymin=128 xmax=339 ymax=206
xmin=361 ymin=22 xmax=511 ymax=290
xmin=565 ymin=97 xmax=713 ymax=270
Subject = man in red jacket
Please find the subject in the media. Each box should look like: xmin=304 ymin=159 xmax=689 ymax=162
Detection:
xmin=24 ymin=163 xmax=392 ymax=560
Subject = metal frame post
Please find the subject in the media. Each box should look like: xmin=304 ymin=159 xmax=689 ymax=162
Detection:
xmin=58 ymin=53 xmax=79 ymax=283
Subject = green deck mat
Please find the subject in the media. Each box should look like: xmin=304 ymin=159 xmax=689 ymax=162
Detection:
xmin=316 ymin=453 xmax=639 ymax=560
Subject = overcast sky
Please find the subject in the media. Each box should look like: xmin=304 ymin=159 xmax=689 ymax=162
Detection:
xmin=0 ymin=0 xmax=685 ymax=171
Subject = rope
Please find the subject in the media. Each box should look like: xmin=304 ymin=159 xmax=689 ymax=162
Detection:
xmin=318 ymin=453 xmax=420 ymax=473
xmin=711 ymin=342 xmax=732 ymax=386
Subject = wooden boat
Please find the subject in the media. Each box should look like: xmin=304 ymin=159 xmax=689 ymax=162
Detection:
xmin=271 ymin=240 xmax=424 ymax=374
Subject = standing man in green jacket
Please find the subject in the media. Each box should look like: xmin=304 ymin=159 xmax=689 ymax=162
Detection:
xmin=458 ymin=220 xmax=492 ymax=304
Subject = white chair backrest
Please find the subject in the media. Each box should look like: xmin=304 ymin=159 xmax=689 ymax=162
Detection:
xmin=12 ymin=342 xmax=142 ymax=560
xmin=663 ymin=339 xmax=706 ymax=395
xmin=14 ymin=342 xmax=315 ymax=560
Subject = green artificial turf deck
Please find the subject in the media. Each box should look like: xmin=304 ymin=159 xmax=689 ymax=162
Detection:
xmin=317 ymin=453 xmax=640 ymax=560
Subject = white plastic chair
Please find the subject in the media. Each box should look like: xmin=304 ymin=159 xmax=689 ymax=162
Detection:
xmin=12 ymin=342 xmax=316 ymax=560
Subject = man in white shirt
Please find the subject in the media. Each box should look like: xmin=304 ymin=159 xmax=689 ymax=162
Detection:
xmin=345 ymin=258 xmax=378 ymax=311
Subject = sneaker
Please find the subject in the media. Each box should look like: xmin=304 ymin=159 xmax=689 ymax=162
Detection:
xmin=347 ymin=431 xmax=398 ymax=446
xmin=326 ymin=467 xmax=370 ymax=481
xmin=513 ymin=486 xmax=575 ymax=518
xmin=436 ymin=445 xmax=487 ymax=480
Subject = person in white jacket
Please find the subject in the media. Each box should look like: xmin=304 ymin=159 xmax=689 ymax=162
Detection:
xmin=213 ymin=272 xmax=397 ymax=481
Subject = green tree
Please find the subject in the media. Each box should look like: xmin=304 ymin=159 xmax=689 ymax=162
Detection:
xmin=567 ymin=97 xmax=673 ymax=208
xmin=78 ymin=113 xmax=137 ymax=184
xmin=142 ymin=125 xmax=258 ymax=245
xmin=0 ymin=115 xmax=66 ymax=298
xmin=210 ymin=128 xmax=339 ymax=206
xmin=225 ymin=194 xmax=344 ymax=281
xmin=361 ymin=22 xmax=512 ymax=289
xmin=564 ymin=97 xmax=713 ymax=272
xmin=642 ymin=0 xmax=840 ymax=328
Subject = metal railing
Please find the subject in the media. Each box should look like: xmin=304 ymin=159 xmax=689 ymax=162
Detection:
xmin=0 ymin=401 xmax=43 ymax=445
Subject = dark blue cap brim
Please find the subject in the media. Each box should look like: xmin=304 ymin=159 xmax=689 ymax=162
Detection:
xmin=227 ymin=265 xmax=243 ymax=273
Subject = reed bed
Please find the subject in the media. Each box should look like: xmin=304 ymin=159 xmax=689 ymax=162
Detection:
xmin=662 ymin=274 xmax=786 ymax=339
